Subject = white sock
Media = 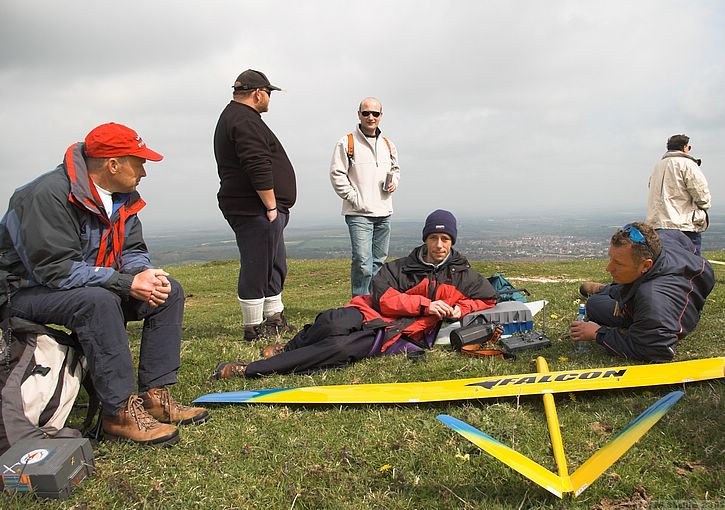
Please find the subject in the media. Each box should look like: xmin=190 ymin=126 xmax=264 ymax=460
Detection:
xmin=238 ymin=297 xmax=264 ymax=326
xmin=263 ymin=293 xmax=284 ymax=318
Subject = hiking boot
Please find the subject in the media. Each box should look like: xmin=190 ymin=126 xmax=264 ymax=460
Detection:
xmin=140 ymin=386 xmax=209 ymax=426
xmin=260 ymin=342 xmax=286 ymax=359
xmin=102 ymin=395 xmax=180 ymax=446
xmin=260 ymin=312 xmax=297 ymax=338
xmin=213 ymin=361 xmax=248 ymax=380
xmin=579 ymin=281 xmax=606 ymax=298
xmin=244 ymin=324 xmax=265 ymax=341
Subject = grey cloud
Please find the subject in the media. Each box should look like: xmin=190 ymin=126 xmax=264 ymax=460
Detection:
xmin=1 ymin=0 xmax=722 ymax=228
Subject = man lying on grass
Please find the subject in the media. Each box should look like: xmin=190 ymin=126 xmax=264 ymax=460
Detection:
xmin=572 ymin=221 xmax=714 ymax=361
xmin=214 ymin=210 xmax=497 ymax=379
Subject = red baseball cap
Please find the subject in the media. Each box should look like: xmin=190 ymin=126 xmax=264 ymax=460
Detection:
xmin=84 ymin=122 xmax=163 ymax=161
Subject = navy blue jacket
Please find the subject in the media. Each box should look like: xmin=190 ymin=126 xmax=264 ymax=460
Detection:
xmin=593 ymin=230 xmax=715 ymax=361
xmin=0 ymin=143 xmax=151 ymax=303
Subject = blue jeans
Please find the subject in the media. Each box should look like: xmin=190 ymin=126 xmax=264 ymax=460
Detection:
xmin=345 ymin=215 xmax=391 ymax=296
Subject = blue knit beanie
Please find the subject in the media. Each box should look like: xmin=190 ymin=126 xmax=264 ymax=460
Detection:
xmin=422 ymin=209 xmax=457 ymax=244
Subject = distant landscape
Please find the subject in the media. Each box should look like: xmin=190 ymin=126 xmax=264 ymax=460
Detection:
xmin=146 ymin=212 xmax=725 ymax=266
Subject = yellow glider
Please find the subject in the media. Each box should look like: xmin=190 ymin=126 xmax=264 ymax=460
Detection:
xmin=195 ymin=356 xmax=724 ymax=404
xmin=438 ymin=356 xmax=688 ymax=498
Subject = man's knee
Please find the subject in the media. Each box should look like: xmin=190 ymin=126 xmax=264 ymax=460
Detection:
xmin=166 ymin=277 xmax=185 ymax=303
xmin=352 ymin=260 xmax=373 ymax=278
xmin=586 ymin=292 xmax=618 ymax=326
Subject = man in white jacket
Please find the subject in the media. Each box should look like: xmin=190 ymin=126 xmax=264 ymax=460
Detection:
xmin=330 ymin=97 xmax=401 ymax=296
xmin=646 ymin=134 xmax=711 ymax=255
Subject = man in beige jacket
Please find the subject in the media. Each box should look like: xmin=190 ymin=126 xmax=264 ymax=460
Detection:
xmin=330 ymin=98 xmax=400 ymax=296
xmin=646 ymin=134 xmax=711 ymax=255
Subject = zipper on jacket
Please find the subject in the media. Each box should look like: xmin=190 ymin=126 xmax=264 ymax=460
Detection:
xmin=428 ymin=269 xmax=439 ymax=301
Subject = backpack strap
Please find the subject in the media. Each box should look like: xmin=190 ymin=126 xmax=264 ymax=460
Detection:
xmin=457 ymin=323 xmax=513 ymax=360
xmin=382 ymin=136 xmax=393 ymax=160
xmin=346 ymin=133 xmax=395 ymax=162
xmin=346 ymin=133 xmax=354 ymax=160
xmin=460 ymin=344 xmax=514 ymax=360
xmin=80 ymin=372 xmax=101 ymax=440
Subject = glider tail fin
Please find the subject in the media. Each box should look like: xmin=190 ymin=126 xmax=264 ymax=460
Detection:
xmin=436 ymin=414 xmax=567 ymax=498
xmin=568 ymin=390 xmax=684 ymax=497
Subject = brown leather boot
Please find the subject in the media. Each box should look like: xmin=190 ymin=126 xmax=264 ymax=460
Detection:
xmin=244 ymin=324 xmax=265 ymax=341
xmin=579 ymin=281 xmax=606 ymax=298
xmin=260 ymin=342 xmax=286 ymax=359
xmin=260 ymin=312 xmax=297 ymax=338
xmin=140 ymin=386 xmax=209 ymax=426
xmin=102 ymin=395 xmax=180 ymax=446
xmin=213 ymin=361 xmax=248 ymax=380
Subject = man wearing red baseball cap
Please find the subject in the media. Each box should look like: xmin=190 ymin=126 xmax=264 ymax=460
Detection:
xmin=0 ymin=122 xmax=207 ymax=447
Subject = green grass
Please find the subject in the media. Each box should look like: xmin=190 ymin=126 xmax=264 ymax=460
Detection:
xmin=6 ymin=254 xmax=725 ymax=509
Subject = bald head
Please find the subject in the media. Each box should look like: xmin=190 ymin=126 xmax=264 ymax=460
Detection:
xmin=358 ymin=97 xmax=382 ymax=113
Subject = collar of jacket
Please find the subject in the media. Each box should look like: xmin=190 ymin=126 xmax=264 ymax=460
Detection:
xmin=356 ymin=124 xmax=381 ymax=139
xmin=231 ymin=100 xmax=262 ymax=117
xmin=661 ymin=151 xmax=700 ymax=165
xmin=401 ymin=246 xmax=470 ymax=273
xmin=64 ymin=142 xmax=144 ymax=220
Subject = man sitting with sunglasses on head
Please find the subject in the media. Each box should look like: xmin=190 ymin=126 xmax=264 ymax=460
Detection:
xmin=572 ymin=222 xmax=714 ymax=362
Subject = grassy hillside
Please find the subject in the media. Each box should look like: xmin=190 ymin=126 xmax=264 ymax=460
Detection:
xmin=7 ymin=255 xmax=724 ymax=509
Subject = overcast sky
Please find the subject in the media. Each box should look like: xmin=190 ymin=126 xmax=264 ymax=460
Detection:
xmin=1 ymin=0 xmax=722 ymax=231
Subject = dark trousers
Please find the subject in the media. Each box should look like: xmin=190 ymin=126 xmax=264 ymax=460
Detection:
xmin=246 ymin=308 xmax=376 ymax=376
xmin=585 ymin=285 xmax=629 ymax=328
xmin=9 ymin=279 xmax=184 ymax=415
xmin=682 ymin=231 xmax=702 ymax=256
xmin=226 ymin=212 xmax=289 ymax=299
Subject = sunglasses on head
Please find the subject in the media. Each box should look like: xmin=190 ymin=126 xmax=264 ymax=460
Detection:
xmin=622 ymin=224 xmax=654 ymax=257
xmin=360 ymin=110 xmax=381 ymax=118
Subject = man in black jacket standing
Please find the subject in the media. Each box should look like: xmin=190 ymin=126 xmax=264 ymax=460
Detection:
xmin=572 ymin=222 xmax=714 ymax=361
xmin=214 ymin=69 xmax=297 ymax=341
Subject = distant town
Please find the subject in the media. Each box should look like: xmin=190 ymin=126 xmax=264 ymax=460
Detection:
xmin=146 ymin=213 xmax=725 ymax=266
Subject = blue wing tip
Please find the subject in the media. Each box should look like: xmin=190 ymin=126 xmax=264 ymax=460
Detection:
xmin=193 ymin=387 xmax=292 ymax=403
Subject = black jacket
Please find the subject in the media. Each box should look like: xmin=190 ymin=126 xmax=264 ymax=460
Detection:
xmin=595 ymin=230 xmax=715 ymax=361
xmin=349 ymin=246 xmax=497 ymax=352
xmin=214 ymin=101 xmax=296 ymax=215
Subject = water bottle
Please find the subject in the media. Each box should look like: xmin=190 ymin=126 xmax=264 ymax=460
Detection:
xmin=573 ymin=303 xmax=591 ymax=353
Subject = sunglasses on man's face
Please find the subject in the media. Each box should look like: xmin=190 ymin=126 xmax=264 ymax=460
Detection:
xmin=360 ymin=110 xmax=381 ymax=118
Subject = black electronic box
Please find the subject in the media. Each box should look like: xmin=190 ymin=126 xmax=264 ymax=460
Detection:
xmin=0 ymin=438 xmax=94 ymax=499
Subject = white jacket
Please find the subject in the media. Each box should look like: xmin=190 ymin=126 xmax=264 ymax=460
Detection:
xmin=646 ymin=151 xmax=711 ymax=232
xmin=329 ymin=126 xmax=400 ymax=217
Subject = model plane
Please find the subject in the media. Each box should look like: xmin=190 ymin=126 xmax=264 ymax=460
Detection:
xmin=194 ymin=356 xmax=724 ymax=404
xmin=438 ymin=357 xmax=686 ymax=498
xmin=195 ymin=356 xmax=722 ymax=497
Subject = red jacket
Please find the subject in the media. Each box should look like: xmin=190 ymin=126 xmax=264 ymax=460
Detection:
xmin=347 ymin=246 xmax=496 ymax=352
